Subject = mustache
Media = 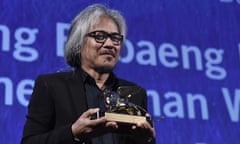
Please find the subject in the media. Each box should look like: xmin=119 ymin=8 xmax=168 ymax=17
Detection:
xmin=99 ymin=50 xmax=116 ymax=57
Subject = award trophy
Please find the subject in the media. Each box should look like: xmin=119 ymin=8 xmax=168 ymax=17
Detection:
xmin=103 ymin=86 xmax=151 ymax=124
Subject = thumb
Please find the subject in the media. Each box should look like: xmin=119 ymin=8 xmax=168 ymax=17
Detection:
xmin=81 ymin=108 xmax=100 ymax=118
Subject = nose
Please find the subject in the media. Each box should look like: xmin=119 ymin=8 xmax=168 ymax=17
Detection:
xmin=104 ymin=37 xmax=114 ymax=46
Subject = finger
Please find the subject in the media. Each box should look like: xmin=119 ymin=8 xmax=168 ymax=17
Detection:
xmin=145 ymin=113 xmax=150 ymax=117
xmin=81 ymin=108 xmax=100 ymax=118
xmin=151 ymin=127 xmax=156 ymax=137
xmin=146 ymin=125 xmax=156 ymax=137
xmin=136 ymin=121 xmax=149 ymax=129
xmin=145 ymin=113 xmax=154 ymax=126
xmin=88 ymin=116 xmax=106 ymax=127
xmin=105 ymin=121 xmax=118 ymax=129
xmin=136 ymin=121 xmax=155 ymax=137
xmin=132 ymin=125 xmax=137 ymax=130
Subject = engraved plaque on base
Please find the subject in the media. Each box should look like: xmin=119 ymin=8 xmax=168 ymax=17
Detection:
xmin=105 ymin=112 xmax=146 ymax=124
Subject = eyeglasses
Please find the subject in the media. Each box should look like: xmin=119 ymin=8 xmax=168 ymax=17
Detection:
xmin=86 ymin=30 xmax=123 ymax=45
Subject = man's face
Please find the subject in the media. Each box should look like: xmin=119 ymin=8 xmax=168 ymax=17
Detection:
xmin=80 ymin=16 xmax=122 ymax=73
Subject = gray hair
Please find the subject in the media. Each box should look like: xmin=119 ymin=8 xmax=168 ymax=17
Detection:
xmin=64 ymin=4 xmax=127 ymax=68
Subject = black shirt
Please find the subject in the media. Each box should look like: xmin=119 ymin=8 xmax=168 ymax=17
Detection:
xmin=80 ymin=69 xmax=123 ymax=144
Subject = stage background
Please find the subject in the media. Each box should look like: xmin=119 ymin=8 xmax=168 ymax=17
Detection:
xmin=1 ymin=0 xmax=240 ymax=143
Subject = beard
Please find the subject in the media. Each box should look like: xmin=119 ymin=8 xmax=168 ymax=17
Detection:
xmin=95 ymin=65 xmax=114 ymax=73
xmin=94 ymin=56 xmax=118 ymax=73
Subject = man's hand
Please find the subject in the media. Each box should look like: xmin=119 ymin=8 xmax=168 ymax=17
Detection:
xmin=131 ymin=113 xmax=156 ymax=144
xmin=71 ymin=108 xmax=107 ymax=141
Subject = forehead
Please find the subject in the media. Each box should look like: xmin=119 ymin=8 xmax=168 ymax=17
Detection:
xmin=90 ymin=15 xmax=119 ymax=33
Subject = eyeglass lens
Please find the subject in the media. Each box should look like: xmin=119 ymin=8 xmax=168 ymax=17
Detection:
xmin=87 ymin=31 xmax=123 ymax=45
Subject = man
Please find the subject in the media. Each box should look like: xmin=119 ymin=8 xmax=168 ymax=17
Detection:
xmin=21 ymin=4 xmax=155 ymax=144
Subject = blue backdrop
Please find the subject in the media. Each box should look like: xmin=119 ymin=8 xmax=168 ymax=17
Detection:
xmin=1 ymin=0 xmax=240 ymax=144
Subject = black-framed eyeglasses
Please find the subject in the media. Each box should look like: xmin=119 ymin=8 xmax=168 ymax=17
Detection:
xmin=86 ymin=30 xmax=123 ymax=46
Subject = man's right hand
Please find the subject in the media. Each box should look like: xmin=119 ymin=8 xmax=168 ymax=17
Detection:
xmin=71 ymin=108 xmax=107 ymax=141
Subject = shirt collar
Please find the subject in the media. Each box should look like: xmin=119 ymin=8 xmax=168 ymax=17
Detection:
xmin=78 ymin=68 xmax=118 ymax=90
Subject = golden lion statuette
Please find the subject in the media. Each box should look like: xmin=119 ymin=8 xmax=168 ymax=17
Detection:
xmin=103 ymin=86 xmax=152 ymax=125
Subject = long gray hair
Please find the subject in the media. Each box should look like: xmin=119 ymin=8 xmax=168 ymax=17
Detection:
xmin=64 ymin=4 xmax=127 ymax=68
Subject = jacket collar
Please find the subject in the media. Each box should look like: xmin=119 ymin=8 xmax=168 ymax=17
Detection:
xmin=65 ymin=68 xmax=119 ymax=117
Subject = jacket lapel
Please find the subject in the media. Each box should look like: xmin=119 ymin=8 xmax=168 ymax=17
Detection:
xmin=66 ymin=70 xmax=88 ymax=117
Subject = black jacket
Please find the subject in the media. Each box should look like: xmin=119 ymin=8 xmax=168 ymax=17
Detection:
xmin=21 ymin=69 xmax=147 ymax=144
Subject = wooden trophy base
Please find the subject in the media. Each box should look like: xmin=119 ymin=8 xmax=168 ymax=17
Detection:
xmin=105 ymin=112 xmax=146 ymax=124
